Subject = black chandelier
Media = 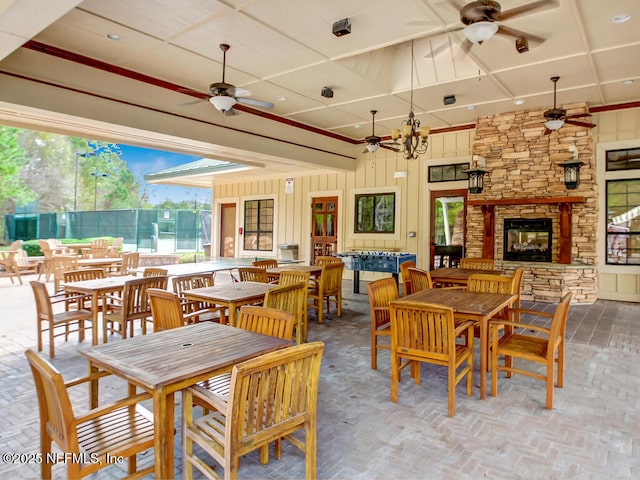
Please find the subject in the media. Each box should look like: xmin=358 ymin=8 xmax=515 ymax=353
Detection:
xmin=391 ymin=40 xmax=430 ymax=160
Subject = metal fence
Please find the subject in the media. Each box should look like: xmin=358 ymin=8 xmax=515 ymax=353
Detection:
xmin=4 ymin=209 xmax=212 ymax=253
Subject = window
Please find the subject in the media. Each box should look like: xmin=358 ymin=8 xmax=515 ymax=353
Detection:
xmin=428 ymin=163 xmax=470 ymax=182
xmin=606 ymin=147 xmax=640 ymax=171
xmin=606 ymin=179 xmax=640 ymax=265
xmin=354 ymin=193 xmax=395 ymax=233
xmin=243 ymin=199 xmax=273 ymax=251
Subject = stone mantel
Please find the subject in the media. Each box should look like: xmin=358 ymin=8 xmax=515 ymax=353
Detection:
xmin=467 ymin=196 xmax=585 ymax=265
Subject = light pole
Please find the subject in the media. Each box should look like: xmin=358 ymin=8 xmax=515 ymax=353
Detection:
xmin=74 ymin=152 xmax=96 ymax=211
xmin=91 ymin=172 xmax=109 ymax=211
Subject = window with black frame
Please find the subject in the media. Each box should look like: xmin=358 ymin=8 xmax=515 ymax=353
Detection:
xmin=243 ymin=199 xmax=274 ymax=251
xmin=605 ymin=148 xmax=640 ymax=265
xmin=354 ymin=192 xmax=395 ymax=233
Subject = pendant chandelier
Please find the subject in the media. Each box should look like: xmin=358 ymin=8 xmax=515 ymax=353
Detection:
xmin=391 ymin=40 xmax=430 ymax=160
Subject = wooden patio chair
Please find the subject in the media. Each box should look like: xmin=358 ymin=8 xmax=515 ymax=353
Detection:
xmin=0 ymin=250 xmax=22 ymax=285
xmin=490 ymin=292 xmax=572 ymax=410
xmin=30 ymin=281 xmax=93 ymax=358
xmin=172 ymin=272 xmax=223 ymax=322
xmin=460 ymin=257 xmax=496 ymax=270
xmin=237 ymin=266 xmax=269 ymax=283
xmin=102 ymin=275 xmax=168 ymax=342
xmin=13 ymin=249 xmax=39 ymax=276
xmin=366 ymin=277 xmax=399 ymax=370
xmin=183 ymin=341 xmax=324 ymax=480
xmin=109 ymin=251 xmax=139 ymax=276
xmin=37 ymin=239 xmax=55 ymax=281
xmin=407 ymin=267 xmax=433 ymax=293
xmin=106 ymin=236 xmax=124 ymax=256
xmin=148 ymin=288 xmax=203 ymax=332
xmin=81 ymin=238 xmax=110 ymax=258
xmin=51 ymin=255 xmax=79 ymax=293
xmin=308 ymin=261 xmax=344 ymax=324
xmin=143 ymin=267 xmax=168 ymax=277
xmin=279 ymin=270 xmax=311 ymax=341
xmin=252 ymin=259 xmax=279 ymax=282
xmin=25 ymin=349 xmax=155 ymax=479
xmin=390 ymin=300 xmax=475 ymax=416
xmin=62 ymin=268 xmax=105 ymax=311
xmin=264 ymin=281 xmax=308 ymax=344
xmin=399 ymin=260 xmax=416 ymax=296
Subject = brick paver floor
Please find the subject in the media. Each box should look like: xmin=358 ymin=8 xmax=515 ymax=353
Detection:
xmin=1 ymin=272 xmax=639 ymax=479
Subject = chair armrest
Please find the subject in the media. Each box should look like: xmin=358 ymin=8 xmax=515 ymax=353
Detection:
xmin=454 ymin=320 xmax=476 ymax=336
xmin=64 ymin=370 xmax=112 ymax=388
xmin=439 ymin=286 xmax=466 ymax=290
xmin=488 ymin=319 xmax=551 ymax=335
xmin=187 ymin=384 xmax=229 ymax=415
xmin=73 ymin=391 xmax=153 ymax=424
xmin=508 ymin=308 xmax=554 ymax=318
xmin=102 ymin=293 xmax=123 ymax=304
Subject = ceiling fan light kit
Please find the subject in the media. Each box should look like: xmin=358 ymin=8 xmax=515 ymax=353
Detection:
xmin=209 ymin=95 xmax=236 ymax=112
xmin=544 ymin=118 xmax=564 ymax=131
xmin=463 ymin=21 xmax=498 ymax=43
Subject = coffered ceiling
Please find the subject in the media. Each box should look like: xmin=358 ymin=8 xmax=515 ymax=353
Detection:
xmin=0 ymin=0 xmax=639 ymax=183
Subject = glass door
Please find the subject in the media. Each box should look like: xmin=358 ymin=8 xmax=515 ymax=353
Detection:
xmin=430 ymin=189 xmax=467 ymax=269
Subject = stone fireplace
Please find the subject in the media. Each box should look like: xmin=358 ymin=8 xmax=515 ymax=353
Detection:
xmin=503 ymin=218 xmax=552 ymax=262
xmin=465 ymin=103 xmax=598 ymax=303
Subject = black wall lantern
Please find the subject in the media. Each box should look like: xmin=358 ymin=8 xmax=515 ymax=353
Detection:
xmin=463 ymin=166 xmax=489 ymax=194
xmin=559 ymin=160 xmax=584 ymax=189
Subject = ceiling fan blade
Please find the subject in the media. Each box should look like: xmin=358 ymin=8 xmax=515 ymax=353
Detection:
xmin=496 ymin=25 xmax=545 ymax=45
xmin=460 ymin=37 xmax=473 ymax=56
xmin=418 ymin=24 xmax=464 ymax=41
xmin=380 ymin=144 xmax=400 ymax=153
xmin=500 ymin=0 xmax=558 ymax=21
xmin=224 ymin=108 xmax=239 ymax=116
xmin=566 ymin=112 xmax=592 ymax=119
xmin=236 ymin=97 xmax=274 ymax=109
xmin=565 ymin=119 xmax=597 ymax=129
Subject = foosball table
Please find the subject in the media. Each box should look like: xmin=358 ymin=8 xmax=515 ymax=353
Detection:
xmin=334 ymin=251 xmax=417 ymax=293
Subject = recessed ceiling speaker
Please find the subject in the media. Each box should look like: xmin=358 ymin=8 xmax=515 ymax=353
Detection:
xmin=332 ymin=18 xmax=351 ymax=37
xmin=443 ymin=94 xmax=456 ymax=105
xmin=321 ymin=86 xmax=334 ymax=98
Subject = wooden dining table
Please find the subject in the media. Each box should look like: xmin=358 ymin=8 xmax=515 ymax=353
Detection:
xmin=78 ymin=321 xmax=290 ymax=479
xmin=184 ymin=281 xmax=275 ymax=326
xmin=61 ymin=275 xmax=136 ymax=344
xmin=392 ymin=288 xmax=516 ymax=400
xmin=429 ymin=267 xmax=501 ymax=286
xmin=266 ymin=264 xmax=322 ymax=279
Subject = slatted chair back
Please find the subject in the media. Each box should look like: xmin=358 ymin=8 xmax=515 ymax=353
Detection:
xmin=252 ymin=259 xmax=279 ymax=282
xmin=106 ymin=237 xmax=124 ymax=257
xmin=172 ymin=272 xmax=222 ymax=322
xmin=491 ymin=292 xmax=573 ymax=410
xmin=237 ymin=266 xmax=269 ymax=283
xmin=85 ymin=238 xmax=110 ymax=258
xmin=315 ymin=255 xmax=342 ymax=266
xmin=51 ymin=255 xmax=79 ymax=293
xmin=149 ymin=288 xmax=187 ymax=332
xmin=110 ymin=251 xmax=139 ymax=276
xmin=390 ymin=301 xmax=475 ymax=416
xmin=467 ymin=273 xmax=513 ymax=295
xmin=183 ymin=342 xmax=324 ymax=480
xmin=367 ymin=277 xmax=399 ymax=370
xmin=37 ymin=239 xmax=54 ymax=281
xmin=173 ymin=272 xmax=214 ymax=296
xmin=9 ymin=239 xmax=23 ymax=251
xmin=13 ymin=249 xmax=38 ymax=274
xmin=460 ymin=257 xmax=496 ymax=270
xmin=308 ymin=261 xmax=344 ymax=324
xmin=143 ymin=267 xmax=168 ymax=277
xmin=30 ymin=281 xmax=92 ymax=358
xmin=235 ymin=305 xmax=295 ymax=341
xmin=408 ymin=267 xmax=433 ymax=293
xmin=264 ymin=282 xmax=307 ymax=344
xmin=0 ymin=251 xmax=22 ymax=285
xmin=279 ymin=270 xmax=311 ymax=342
xmin=510 ymin=266 xmax=525 ymax=322
xmin=102 ymin=275 xmax=168 ymax=341
xmin=63 ymin=268 xmax=105 ymax=283
xmin=399 ymin=260 xmax=416 ymax=296
xmin=25 ymin=349 xmax=155 ymax=479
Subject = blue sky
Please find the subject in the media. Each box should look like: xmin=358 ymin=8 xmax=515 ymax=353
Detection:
xmin=118 ymin=144 xmax=212 ymax=206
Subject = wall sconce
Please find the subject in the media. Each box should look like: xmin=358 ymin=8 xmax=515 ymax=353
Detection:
xmin=559 ymin=160 xmax=584 ymax=189
xmin=463 ymin=155 xmax=489 ymax=194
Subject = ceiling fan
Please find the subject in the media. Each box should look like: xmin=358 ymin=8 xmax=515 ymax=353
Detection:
xmin=543 ymin=76 xmax=596 ymax=134
xmin=363 ymin=110 xmax=400 ymax=154
xmin=208 ymin=44 xmax=274 ymax=114
xmin=420 ymin=0 xmax=554 ymax=56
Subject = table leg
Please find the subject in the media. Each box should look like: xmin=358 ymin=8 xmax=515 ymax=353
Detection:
xmin=153 ymin=389 xmax=175 ymax=479
xmin=353 ymin=271 xmax=360 ymax=294
xmin=92 ymin=292 xmax=99 ymax=345
xmin=479 ymin=316 xmax=488 ymax=400
xmin=228 ymin=301 xmax=237 ymax=327
xmin=88 ymin=361 xmax=99 ymax=409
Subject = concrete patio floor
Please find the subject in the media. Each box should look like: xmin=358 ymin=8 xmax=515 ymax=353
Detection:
xmin=0 ymin=271 xmax=639 ymax=479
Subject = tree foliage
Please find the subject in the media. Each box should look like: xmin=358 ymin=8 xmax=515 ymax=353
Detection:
xmin=0 ymin=127 xmax=36 ymax=211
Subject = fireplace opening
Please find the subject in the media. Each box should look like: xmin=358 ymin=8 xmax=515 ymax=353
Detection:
xmin=503 ymin=218 xmax=552 ymax=262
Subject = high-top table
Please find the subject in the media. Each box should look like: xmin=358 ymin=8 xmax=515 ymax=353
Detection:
xmin=78 ymin=322 xmax=290 ymax=479
xmin=391 ymin=288 xmax=515 ymax=400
